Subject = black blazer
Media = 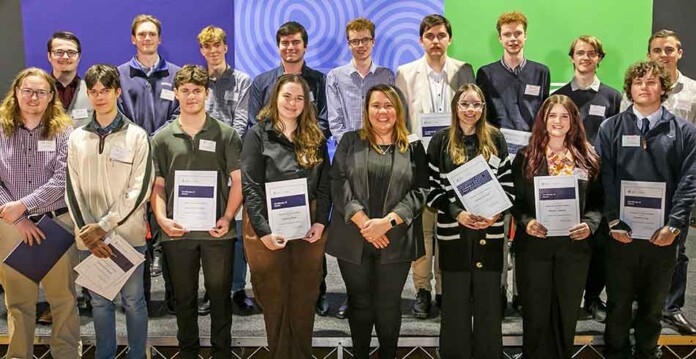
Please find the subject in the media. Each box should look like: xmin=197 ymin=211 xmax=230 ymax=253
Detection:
xmin=326 ymin=131 xmax=429 ymax=265
xmin=511 ymin=147 xmax=604 ymax=243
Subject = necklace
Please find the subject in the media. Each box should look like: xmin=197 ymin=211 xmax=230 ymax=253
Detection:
xmin=377 ymin=143 xmax=394 ymax=155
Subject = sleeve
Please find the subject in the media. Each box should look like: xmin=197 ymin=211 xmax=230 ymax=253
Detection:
xmin=389 ymin=142 xmax=430 ymax=225
xmin=426 ymin=133 xmax=464 ymax=219
xmin=463 ymin=63 xmax=475 ymax=85
xmin=510 ymin=150 xmax=536 ymax=229
xmin=150 ymin=135 xmax=167 ymax=179
xmin=581 ymin=172 xmax=604 ymax=234
xmin=326 ymin=71 xmax=347 ymax=143
xmin=247 ymin=78 xmax=264 ymax=126
xmin=476 ymin=68 xmax=500 ymax=128
xmin=226 ymin=129 xmax=243 ymax=173
xmin=316 ymin=74 xmax=330 ymax=137
xmin=313 ymin=143 xmax=331 ymax=226
xmin=496 ymin=135 xmax=515 ymax=207
xmin=394 ymin=68 xmax=407 ymax=96
xmin=329 ymin=133 xmax=365 ymax=223
xmin=667 ymin=125 xmax=696 ymax=228
xmin=233 ymin=74 xmax=252 ymax=138
xmin=0 ymin=184 xmax=14 ymax=205
xmin=168 ymin=99 xmax=181 ymax=125
xmin=388 ymin=69 xmax=396 ymax=86
xmin=541 ymin=66 xmax=551 ymax=101
xmin=20 ymin=128 xmax=72 ymax=212
xmin=241 ymin=128 xmax=272 ymax=237
xmin=596 ymin=121 xmax=621 ymax=222
xmin=619 ymin=93 xmax=631 ymax=112
xmin=65 ymin=133 xmax=90 ymax=229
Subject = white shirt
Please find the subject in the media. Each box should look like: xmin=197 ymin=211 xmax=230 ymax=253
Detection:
xmin=427 ymin=63 xmax=449 ymax=113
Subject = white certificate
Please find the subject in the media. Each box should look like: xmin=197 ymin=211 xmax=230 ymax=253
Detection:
xmin=418 ymin=113 xmax=450 ymax=149
xmin=265 ymin=178 xmax=311 ymax=240
xmin=446 ymin=154 xmax=512 ymax=218
xmin=620 ymin=181 xmax=666 ymax=239
xmin=534 ymin=176 xmax=581 ymax=237
xmin=500 ymin=128 xmax=531 ymax=159
xmin=173 ymin=170 xmax=218 ymax=231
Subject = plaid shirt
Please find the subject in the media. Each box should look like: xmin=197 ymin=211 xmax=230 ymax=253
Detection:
xmin=0 ymin=122 xmax=72 ymax=222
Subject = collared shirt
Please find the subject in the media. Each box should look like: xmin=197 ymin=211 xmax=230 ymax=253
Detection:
xmin=500 ymin=57 xmax=527 ymax=75
xmin=546 ymin=147 xmax=575 ymax=176
xmin=570 ymin=76 xmax=601 ymax=92
xmin=134 ymin=55 xmax=161 ymax=77
xmin=53 ymin=75 xmax=81 ymax=111
xmin=89 ymin=112 xmax=125 ymax=136
xmin=326 ymin=60 xmax=394 ymax=143
xmin=620 ymin=71 xmax=696 ymax=125
xmin=0 ymin=123 xmax=72 ymax=221
xmin=632 ymin=106 xmax=663 ymax=131
xmin=426 ymin=63 xmax=449 ymax=113
xmin=206 ymin=65 xmax=252 ymax=138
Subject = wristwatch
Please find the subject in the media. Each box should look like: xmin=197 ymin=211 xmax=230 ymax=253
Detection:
xmin=668 ymin=226 xmax=681 ymax=236
xmin=388 ymin=215 xmax=398 ymax=228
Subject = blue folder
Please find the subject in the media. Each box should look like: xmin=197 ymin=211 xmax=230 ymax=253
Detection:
xmin=3 ymin=215 xmax=75 ymax=283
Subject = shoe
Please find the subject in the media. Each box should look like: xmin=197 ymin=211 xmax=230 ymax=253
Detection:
xmin=315 ymin=294 xmax=329 ymax=316
xmin=412 ymin=289 xmax=431 ymax=319
xmin=511 ymin=295 xmax=523 ymax=316
xmin=150 ymin=251 xmax=163 ymax=277
xmin=166 ymin=299 xmax=176 ymax=315
xmin=501 ymin=289 xmax=508 ymax=318
xmin=663 ymin=313 xmax=696 ymax=335
xmin=584 ymin=300 xmax=607 ymax=323
xmin=232 ymin=290 xmax=256 ymax=313
xmin=198 ymin=297 xmax=211 ymax=316
xmin=336 ymin=298 xmax=349 ymax=319
xmin=435 ymin=294 xmax=442 ymax=310
xmin=37 ymin=309 xmax=52 ymax=325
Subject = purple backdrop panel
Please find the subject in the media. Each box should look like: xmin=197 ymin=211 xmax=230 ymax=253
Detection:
xmin=21 ymin=0 xmax=234 ymax=75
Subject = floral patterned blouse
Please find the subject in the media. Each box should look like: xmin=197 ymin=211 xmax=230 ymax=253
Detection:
xmin=546 ymin=147 xmax=575 ymax=176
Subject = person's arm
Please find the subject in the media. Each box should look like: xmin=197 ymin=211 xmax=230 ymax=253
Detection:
xmin=541 ymin=66 xmax=551 ymax=101
xmin=247 ymin=78 xmax=264 ymax=127
xmin=596 ymin=121 xmax=620 ymax=222
xmin=510 ymin=150 xmax=535 ymax=229
xmin=426 ymin=133 xmax=463 ymax=219
xmin=232 ymin=74 xmax=252 ymax=138
xmin=211 ymin=130 xmax=244 ymax=238
xmin=65 ymin=133 xmax=93 ymax=230
xmin=326 ymin=71 xmax=347 ymax=143
xmin=240 ymin=128 xmax=272 ymax=237
xmin=581 ymin=168 xmax=604 ymax=234
xmin=329 ymin=133 xmax=366 ymax=224
xmin=314 ymin=142 xmax=332 ymax=226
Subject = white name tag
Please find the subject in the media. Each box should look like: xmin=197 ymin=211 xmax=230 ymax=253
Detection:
xmin=199 ymin=139 xmax=216 ymax=152
xmin=622 ymin=135 xmax=641 ymax=147
xmin=160 ymin=89 xmax=175 ymax=101
xmin=71 ymin=108 xmax=89 ymax=119
xmin=407 ymin=134 xmax=419 ymax=143
xmin=309 ymin=91 xmax=315 ymax=103
xmin=589 ymin=104 xmax=606 ymax=117
xmin=488 ymin=154 xmax=501 ymax=168
xmin=110 ymin=146 xmax=131 ymax=163
xmin=224 ymin=90 xmax=238 ymax=102
xmin=675 ymin=99 xmax=692 ymax=111
xmin=524 ymin=84 xmax=541 ymax=96
xmin=37 ymin=140 xmax=56 ymax=152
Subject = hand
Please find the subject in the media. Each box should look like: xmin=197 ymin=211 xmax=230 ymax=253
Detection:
xmin=360 ymin=218 xmax=391 ymax=242
xmin=0 ymin=201 xmax=27 ymax=224
xmin=610 ymin=230 xmax=632 ymax=243
xmin=90 ymin=240 xmax=113 ymax=259
xmin=526 ymin=219 xmax=548 ymax=238
xmin=368 ymin=234 xmax=390 ymax=249
xmin=15 ymin=219 xmax=45 ymax=246
xmin=569 ymin=222 xmax=592 ymax=240
xmin=457 ymin=211 xmax=485 ymax=230
xmin=304 ymin=223 xmax=325 ymax=243
xmin=650 ymin=226 xmax=677 ymax=247
xmin=79 ymin=223 xmax=107 ymax=248
xmin=260 ymin=234 xmax=287 ymax=251
xmin=158 ymin=218 xmax=188 ymax=238
xmin=209 ymin=217 xmax=231 ymax=238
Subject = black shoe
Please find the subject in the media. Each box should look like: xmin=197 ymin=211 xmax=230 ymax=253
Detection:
xmin=315 ymin=294 xmax=329 ymax=316
xmin=232 ymin=290 xmax=256 ymax=314
xmin=663 ymin=313 xmax=696 ymax=335
xmin=198 ymin=297 xmax=211 ymax=316
xmin=511 ymin=295 xmax=522 ymax=316
xmin=150 ymin=251 xmax=163 ymax=277
xmin=336 ymin=298 xmax=349 ymax=319
xmin=435 ymin=294 xmax=442 ymax=310
xmin=412 ymin=289 xmax=431 ymax=319
xmin=166 ymin=300 xmax=176 ymax=315
xmin=584 ymin=300 xmax=607 ymax=323
xmin=37 ymin=308 xmax=52 ymax=325
xmin=501 ymin=290 xmax=508 ymax=317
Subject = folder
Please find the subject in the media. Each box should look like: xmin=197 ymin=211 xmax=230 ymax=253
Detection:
xmin=3 ymin=215 xmax=75 ymax=283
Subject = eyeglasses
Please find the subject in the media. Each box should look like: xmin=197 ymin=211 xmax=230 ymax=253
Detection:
xmin=457 ymin=101 xmax=484 ymax=111
xmin=88 ymin=88 xmax=114 ymax=97
xmin=51 ymin=50 xmax=79 ymax=58
xmin=574 ymin=50 xmax=598 ymax=58
xmin=348 ymin=37 xmax=373 ymax=46
xmin=18 ymin=88 xmax=52 ymax=99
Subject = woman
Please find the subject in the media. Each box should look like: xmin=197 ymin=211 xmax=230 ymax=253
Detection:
xmin=427 ymin=84 xmax=512 ymax=359
xmin=511 ymin=94 xmax=603 ymax=358
xmin=241 ymin=74 xmax=331 ymax=358
xmin=326 ymin=84 xmax=429 ymax=359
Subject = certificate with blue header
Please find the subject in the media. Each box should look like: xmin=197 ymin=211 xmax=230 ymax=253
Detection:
xmin=265 ymin=178 xmax=311 ymax=240
xmin=500 ymin=128 xmax=531 ymax=159
xmin=173 ymin=170 xmax=218 ymax=231
xmin=446 ymin=154 xmax=512 ymax=218
xmin=620 ymin=180 xmax=666 ymax=239
xmin=534 ymin=176 xmax=580 ymax=237
xmin=418 ymin=113 xmax=450 ymax=149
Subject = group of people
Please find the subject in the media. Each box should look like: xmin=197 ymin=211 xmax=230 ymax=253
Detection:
xmin=0 ymin=8 xmax=695 ymax=359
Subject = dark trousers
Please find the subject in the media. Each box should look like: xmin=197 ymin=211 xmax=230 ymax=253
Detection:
xmin=338 ymin=243 xmax=410 ymax=359
xmin=161 ymin=240 xmax=235 ymax=359
xmin=604 ymin=239 xmax=677 ymax=359
xmin=584 ymin=220 xmax=608 ymax=303
xmin=516 ymin=236 xmax=590 ymax=359
xmin=439 ymin=270 xmax=502 ymax=359
xmin=664 ymin=227 xmax=689 ymax=314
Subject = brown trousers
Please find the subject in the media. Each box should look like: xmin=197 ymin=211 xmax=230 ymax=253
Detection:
xmin=242 ymin=209 xmax=326 ymax=359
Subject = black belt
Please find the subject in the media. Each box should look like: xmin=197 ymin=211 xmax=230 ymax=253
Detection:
xmin=28 ymin=208 xmax=69 ymax=222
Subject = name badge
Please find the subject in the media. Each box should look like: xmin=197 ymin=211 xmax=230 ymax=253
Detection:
xmin=199 ymin=139 xmax=216 ymax=152
xmin=524 ymin=84 xmax=541 ymax=96
xmin=573 ymin=167 xmax=588 ymax=181
xmin=160 ymin=89 xmax=175 ymax=101
xmin=224 ymin=90 xmax=238 ymax=102
xmin=589 ymin=104 xmax=606 ymax=117
xmin=407 ymin=134 xmax=419 ymax=143
xmin=675 ymin=99 xmax=692 ymax=111
xmin=622 ymin=135 xmax=641 ymax=147
xmin=71 ymin=108 xmax=89 ymax=119
xmin=37 ymin=140 xmax=56 ymax=152
xmin=488 ymin=154 xmax=501 ymax=168
xmin=309 ymin=91 xmax=315 ymax=103
xmin=110 ymin=146 xmax=131 ymax=163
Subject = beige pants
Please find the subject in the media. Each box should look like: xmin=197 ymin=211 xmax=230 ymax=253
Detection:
xmin=411 ymin=207 xmax=441 ymax=294
xmin=0 ymin=213 xmax=81 ymax=359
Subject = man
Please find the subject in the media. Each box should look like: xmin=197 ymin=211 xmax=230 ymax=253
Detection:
xmin=197 ymin=25 xmax=256 ymax=315
xmin=248 ymin=21 xmax=328 ymax=136
xmin=476 ymin=11 xmax=550 ymax=131
xmin=554 ymin=35 xmax=621 ymax=323
xmin=66 ymin=64 xmax=153 ymax=359
xmin=151 ymin=65 xmax=243 ymax=359
xmin=598 ymin=60 xmax=696 ymax=358
xmin=0 ymin=67 xmax=80 ymax=358
xmin=395 ymin=13 xmax=475 ymax=319
xmin=327 ymin=17 xmax=394 ymax=144
xmin=47 ymin=31 xmax=93 ymax=127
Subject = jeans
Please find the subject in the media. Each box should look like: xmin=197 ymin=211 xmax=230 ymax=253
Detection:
xmin=232 ymin=220 xmax=247 ymax=292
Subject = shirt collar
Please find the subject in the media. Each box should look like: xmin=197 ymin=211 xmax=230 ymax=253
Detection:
xmin=426 ymin=58 xmax=448 ymax=79
xmin=51 ymin=74 xmax=80 ymax=89
xmin=348 ymin=60 xmax=377 ymax=76
xmin=501 ymin=57 xmax=527 ymax=74
xmin=89 ymin=111 xmax=125 ymax=135
xmin=210 ymin=65 xmax=234 ymax=81
xmin=172 ymin=114 xmax=214 ymax=135
xmin=570 ymin=76 xmax=601 ymax=92
xmin=276 ymin=61 xmax=308 ymax=78
xmin=632 ymin=105 xmax=663 ymax=126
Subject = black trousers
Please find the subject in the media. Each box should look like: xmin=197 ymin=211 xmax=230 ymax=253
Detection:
xmin=664 ymin=227 xmax=689 ymax=314
xmin=439 ymin=270 xmax=502 ymax=359
xmin=584 ymin=220 xmax=609 ymax=303
xmin=162 ymin=239 xmax=235 ymax=359
xmin=516 ymin=236 xmax=590 ymax=359
xmin=604 ymin=239 xmax=677 ymax=359
xmin=338 ymin=243 xmax=410 ymax=359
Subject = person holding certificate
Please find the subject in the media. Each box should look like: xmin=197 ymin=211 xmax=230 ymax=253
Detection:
xmin=511 ymin=95 xmax=603 ymax=358
xmin=241 ymin=73 xmax=330 ymax=358
xmin=426 ymin=84 xmax=512 ymax=358
xmin=326 ymin=84 xmax=429 ymax=359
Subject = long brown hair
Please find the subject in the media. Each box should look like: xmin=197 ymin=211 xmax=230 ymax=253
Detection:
xmin=258 ymin=74 xmax=324 ymax=168
xmin=448 ymin=84 xmax=498 ymax=165
xmin=0 ymin=67 xmax=73 ymax=139
xmin=359 ymin=84 xmax=410 ymax=153
xmin=524 ymin=95 xmax=599 ymax=180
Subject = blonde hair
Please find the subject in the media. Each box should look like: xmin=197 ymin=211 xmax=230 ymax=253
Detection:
xmin=0 ymin=67 xmax=73 ymax=138
xmin=197 ymin=25 xmax=226 ymax=46
xmin=359 ymin=84 xmax=410 ymax=153
xmin=448 ymin=84 xmax=498 ymax=165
